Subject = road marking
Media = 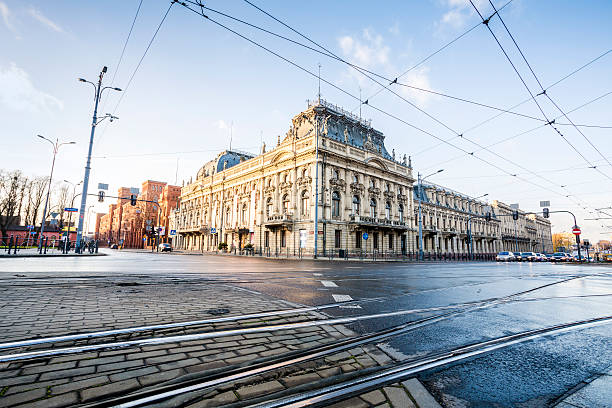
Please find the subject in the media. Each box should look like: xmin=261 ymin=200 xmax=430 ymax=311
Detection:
xmin=332 ymin=294 xmax=353 ymax=302
xmin=313 ymin=273 xmax=323 ymax=276
xmin=340 ymin=305 xmax=362 ymax=309
xmin=321 ymin=280 xmax=338 ymax=287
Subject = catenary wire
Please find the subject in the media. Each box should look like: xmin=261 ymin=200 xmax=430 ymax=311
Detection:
xmin=469 ymin=0 xmax=612 ymax=183
xmin=175 ymin=3 xmax=596 ymax=209
xmin=487 ymin=0 xmax=612 ymax=173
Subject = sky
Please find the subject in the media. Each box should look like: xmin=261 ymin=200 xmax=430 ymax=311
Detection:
xmin=1 ymin=0 xmax=611 ymax=241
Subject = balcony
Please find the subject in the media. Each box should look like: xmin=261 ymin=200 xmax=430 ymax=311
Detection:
xmin=264 ymin=213 xmax=293 ymax=227
xmin=349 ymin=215 xmax=408 ymax=229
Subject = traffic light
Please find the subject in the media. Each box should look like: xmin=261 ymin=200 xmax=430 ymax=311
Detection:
xmin=130 ymin=195 xmax=137 ymax=206
xmin=512 ymin=210 xmax=519 ymax=220
xmin=98 ymin=191 xmax=105 ymax=202
xmin=543 ymin=208 xmax=549 ymax=218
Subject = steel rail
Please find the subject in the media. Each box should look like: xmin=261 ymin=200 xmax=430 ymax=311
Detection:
xmin=0 ymin=304 xmax=472 ymax=363
xmin=0 ymin=275 xmax=586 ymax=361
xmin=0 ymin=300 xmax=369 ymax=351
xmin=88 ymin=312 xmax=457 ymax=408
xmin=252 ymin=315 xmax=612 ymax=408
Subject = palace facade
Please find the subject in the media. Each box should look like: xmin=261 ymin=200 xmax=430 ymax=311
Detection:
xmin=171 ymin=99 xmax=552 ymax=257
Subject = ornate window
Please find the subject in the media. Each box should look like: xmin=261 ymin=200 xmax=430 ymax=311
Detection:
xmin=399 ymin=204 xmax=404 ymax=222
xmin=370 ymin=199 xmax=377 ymax=218
xmin=303 ymin=168 xmax=309 ymax=178
xmin=353 ymin=174 xmax=359 ymax=184
xmin=300 ymin=190 xmax=309 ymax=216
xmin=332 ymin=169 xmax=339 ymax=179
xmin=352 ymin=195 xmax=360 ymax=215
xmin=332 ymin=191 xmax=341 ymax=217
xmin=266 ymin=197 xmax=273 ymax=217
xmin=385 ymin=201 xmax=391 ymax=219
xmin=282 ymin=194 xmax=290 ymax=214
xmin=241 ymin=204 xmax=247 ymax=223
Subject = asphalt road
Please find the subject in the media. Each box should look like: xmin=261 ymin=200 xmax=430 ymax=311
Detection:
xmin=2 ymin=250 xmax=610 ymax=407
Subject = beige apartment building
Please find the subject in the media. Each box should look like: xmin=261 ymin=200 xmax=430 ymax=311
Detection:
xmin=171 ymin=99 xmax=552 ymax=258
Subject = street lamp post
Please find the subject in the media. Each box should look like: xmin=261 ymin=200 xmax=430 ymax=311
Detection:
xmin=37 ymin=135 xmax=76 ymax=253
xmin=75 ymin=66 xmax=121 ymax=253
xmin=418 ymin=169 xmax=444 ymax=261
xmin=63 ymin=180 xmax=82 ymax=248
xmin=468 ymin=193 xmax=488 ymax=260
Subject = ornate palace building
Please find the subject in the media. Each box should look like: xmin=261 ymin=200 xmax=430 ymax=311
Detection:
xmin=171 ymin=99 xmax=552 ymax=258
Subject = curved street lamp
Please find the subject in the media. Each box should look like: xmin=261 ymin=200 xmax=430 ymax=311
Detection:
xmin=75 ymin=66 xmax=122 ymax=252
xmin=417 ymin=169 xmax=444 ymax=261
xmin=37 ymin=135 xmax=76 ymax=253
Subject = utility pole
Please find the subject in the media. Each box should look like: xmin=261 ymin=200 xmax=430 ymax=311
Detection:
xmin=75 ymin=67 xmax=121 ymax=252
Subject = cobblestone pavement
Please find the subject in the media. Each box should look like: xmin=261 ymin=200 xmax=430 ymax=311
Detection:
xmin=0 ymin=272 xmax=440 ymax=407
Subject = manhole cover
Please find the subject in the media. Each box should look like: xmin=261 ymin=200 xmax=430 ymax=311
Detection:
xmin=207 ymin=308 xmax=230 ymax=316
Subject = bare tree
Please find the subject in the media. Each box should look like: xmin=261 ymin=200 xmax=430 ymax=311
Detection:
xmin=53 ymin=183 xmax=70 ymax=230
xmin=0 ymin=170 xmax=25 ymax=239
xmin=29 ymin=176 xmax=49 ymax=231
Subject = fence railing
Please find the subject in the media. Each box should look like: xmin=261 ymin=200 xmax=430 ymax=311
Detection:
xmin=1 ymin=235 xmax=100 ymax=255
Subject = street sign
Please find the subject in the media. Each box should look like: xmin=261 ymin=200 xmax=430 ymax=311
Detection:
xmin=50 ymin=212 xmax=59 ymax=219
xmin=130 ymin=187 xmax=140 ymax=195
xmin=210 ymin=227 xmax=217 ymax=234
xmin=64 ymin=208 xmax=78 ymax=212
xmin=98 ymin=183 xmax=109 ymax=191
xmin=362 ymin=232 xmax=369 ymax=240
xmin=572 ymin=226 xmax=581 ymax=235
xmin=169 ymin=229 xmax=176 ymax=236
xmin=27 ymin=225 xmax=34 ymax=230
xmin=539 ymin=200 xmax=550 ymax=207
xmin=510 ymin=203 xmax=519 ymax=210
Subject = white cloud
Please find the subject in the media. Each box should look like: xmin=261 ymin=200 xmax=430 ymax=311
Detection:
xmin=0 ymin=63 xmax=64 ymax=112
xmin=27 ymin=6 xmax=63 ymax=33
xmin=0 ymin=1 xmax=18 ymax=36
xmin=437 ymin=0 xmax=488 ymax=29
xmin=338 ymin=29 xmax=390 ymax=68
xmin=337 ymin=28 xmax=434 ymax=105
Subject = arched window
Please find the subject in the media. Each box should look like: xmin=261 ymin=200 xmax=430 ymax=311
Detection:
xmin=369 ymin=179 xmax=375 ymax=188
xmin=385 ymin=201 xmax=391 ymax=219
xmin=332 ymin=191 xmax=340 ymax=217
xmin=352 ymin=195 xmax=360 ymax=215
xmin=300 ymin=191 xmax=309 ymax=216
xmin=370 ymin=199 xmax=377 ymax=218
xmin=241 ymin=204 xmax=247 ymax=223
xmin=332 ymin=169 xmax=339 ymax=179
xmin=353 ymin=174 xmax=359 ymax=184
xmin=303 ymin=168 xmax=309 ymax=178
xmin=399 ymin=204 xmax=404 ymax=222
xmin=282 ymin=194 xmax=290 ymax=214
xmin=386 ymin=183 xmax=391 ymax=192
xmin=225 ymin=208 xmax=231 ymax=225
xmin=266 ymin=197 xmax=273 ymax=217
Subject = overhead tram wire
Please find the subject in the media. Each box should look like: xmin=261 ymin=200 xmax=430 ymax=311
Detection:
xmin=110 ymin=1 xmax=175 ymax=117
xmin=96 ymin=0 xmax=145 ymax=144
xmin=486 ymin=0 xmax=612 ymax=172
xmin=417 ymin=89 xmax=612 ymax=162
xmin=174 ymin=2 xmax=597 ymax=208
xmin=193 ymin=1 xmax=612 ymax=207
xmin=179 ymin=2 xmax=597 ymax=196
xmin=469 ymin=0 xmax=612 ymax=183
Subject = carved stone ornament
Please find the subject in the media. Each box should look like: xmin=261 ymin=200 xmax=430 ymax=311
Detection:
xmin=279 ymin=181 xmax=293 ymax=191
xmin=329 ymin=178 xmax=346 ymax=188
xmin=297 ymin=176 xmax=312 ymax=187
xmin=350 ymin=182 xmax=365 ymax=195
xmin=368 ymin=186 xmax=381 ymax=197
xmin=264 ymin=185 xmax=276 ymax=194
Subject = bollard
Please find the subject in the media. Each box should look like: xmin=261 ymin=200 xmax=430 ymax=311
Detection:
xmin=8 ymin=235 xmax=13 ymax=254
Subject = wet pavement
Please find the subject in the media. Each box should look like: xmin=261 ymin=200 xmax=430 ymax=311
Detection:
xmin=0 ymin=250 xmax=610 ymax=407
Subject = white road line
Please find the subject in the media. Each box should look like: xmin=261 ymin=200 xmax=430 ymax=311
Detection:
xmin=332 ymin=294 xmax=353 ymax=302
xmin=321 ymin=280 xmax=338 ymax=288
xmin=313 ymin=273 xmax=323 ymax=276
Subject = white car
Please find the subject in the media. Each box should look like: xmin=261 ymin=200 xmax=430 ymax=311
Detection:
xmin=496 ymin=251 xmax=514 ymax=261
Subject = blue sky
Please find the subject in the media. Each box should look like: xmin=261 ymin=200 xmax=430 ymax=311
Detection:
xmin=1 ymin=0 xmax=611 ymax=240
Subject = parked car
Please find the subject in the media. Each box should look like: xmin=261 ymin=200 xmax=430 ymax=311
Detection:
xmin=496 ymin=251 xmax=515 ymax=261
xmin=158 ymin=243 xmax=172 ymax=252
xmin=534 ymin=253 xmax=544 ymax=261
xmin=513 ymin=252 xmax=522 ymax=261
xmin=110 ymin=243 xmax=118 ymax=249
xmin=521 ymin=252 xmax=538 ymax=262
xmin=551 ymin=252 xmax=568 ymax=262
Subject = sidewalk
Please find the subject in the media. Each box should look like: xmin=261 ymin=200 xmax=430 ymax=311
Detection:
xmin=0 ymin=248 xmax=105 ymax=258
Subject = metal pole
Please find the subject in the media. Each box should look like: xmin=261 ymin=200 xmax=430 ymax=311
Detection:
xmin=468 ymin=215 xmax=473 ymax=260
xmin=38 ymin=141 xmax=58 ymax=253
xmin=313 ymin=107 xmax=320 ymax=259
xmin=417 ymin=173 xmax=424 ymax=261
xmin=75 ymin=68 xmax=105 ymax=252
